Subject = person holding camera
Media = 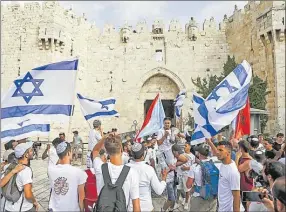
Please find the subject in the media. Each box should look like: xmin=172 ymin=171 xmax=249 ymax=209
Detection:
xmin=248 ymin=161 xmax=285 ymax=211
xmin=261 ymin=176 xmax=286 ymax=212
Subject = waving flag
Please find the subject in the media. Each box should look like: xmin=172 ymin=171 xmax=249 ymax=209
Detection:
xmin=1 ymin=59 xmax=78 ymax=129
xmin=234 ymin=97 xmax=250 ymax=139
xmin=174 ymin=90 xmax=186 ymax=118
xmin=191 ymin=60 xmax=252 ymax=144
xmin=135 ymin=93 xmax=165 ymax=141
xmin=77 ymin=93 xmax=119 ymax=126
xmin=1 ymin=118 xmax=50 ymax=142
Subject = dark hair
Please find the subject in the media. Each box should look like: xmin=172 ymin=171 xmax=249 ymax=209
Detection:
xmin=217 ymin=140 xmax=232 ymax=152
xmin=272 ymin=176 xmax=286 ymax=206
xmin=99 ymin=149 xmax=106 ymax=156
xmin=104 ymin=135 xmax=122 ymax=156
xmin=7 ymin=152 xmax=16 ymax=164
xmin=163 ymin=117 xmax=172 ymax=122
xmin=73 ymin=131 xmax=78 ymax=134
xmin=250 ymin=139 xmax=260 ymax=149
xmin=59 ymin=132 xmax=65 ymax=136
xmin=122 ymin=141 xmax=130 ymax=149
xmin=264 ymin=138 xmax=274 ymax=145
xmin=253 ymin=151 xmax=266 ymax=163
xmin=52 ymin=137 xmax=62 ymax=147
xmin=112 ymin=128 xmax=117 ymax=132
xmin=276 ymin=133 xmax=284 ymax=137
xmin=4 ymin=140 xmax=15 ymax=150
xmin=239 ymin=140 xmax=250 ymax=153
xmin=264 ymin=161 xmax=285 ymax=181
xmin=58 ymin=142 xmax=71 ymax=159
xmin=258 ymin=133 xmax=263 ymax=137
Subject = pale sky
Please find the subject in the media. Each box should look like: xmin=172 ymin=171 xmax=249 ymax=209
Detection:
xmin=2 ymin=1 xmax=248 ymax=29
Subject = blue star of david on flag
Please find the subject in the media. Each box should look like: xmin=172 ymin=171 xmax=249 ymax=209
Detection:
xmin=207 ymin=79 xmax=239 ymax=101
xmin=12 ymin=72 xmax=44 ymax=103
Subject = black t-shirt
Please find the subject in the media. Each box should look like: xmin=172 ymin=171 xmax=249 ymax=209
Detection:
xmin=273 ymin=142 xmax=282 ymax=151
xmin=265 ymin=149 xmax=277 ymax=159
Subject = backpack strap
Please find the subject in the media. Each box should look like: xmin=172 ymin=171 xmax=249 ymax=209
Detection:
xmin=101 ymin=163 xmax=112 ymax=185
xmin=115 ymin=165 xmax=130 ymax=188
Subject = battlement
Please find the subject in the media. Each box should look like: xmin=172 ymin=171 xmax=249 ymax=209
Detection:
xmin=226 ymin=1 xmax=285 ymax=25
xmin=2 ymin=1 xmax=227 ymax=36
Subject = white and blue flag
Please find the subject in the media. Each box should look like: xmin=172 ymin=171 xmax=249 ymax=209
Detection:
xmin=1 ymin=59 xmax=78 ymax=131
xmin=1 ymin=119 xmax=50 ymax=142
xmin=77 ymin=93 xmax=119 ymax=126
xmin=174 ymin=90 xmax=186 ymax=118
xmin=191 ymin=60 xmax=252 ymax=145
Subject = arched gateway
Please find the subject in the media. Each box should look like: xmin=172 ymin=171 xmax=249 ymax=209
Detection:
xmin=138 ymin=67 xmax=186 ymax=125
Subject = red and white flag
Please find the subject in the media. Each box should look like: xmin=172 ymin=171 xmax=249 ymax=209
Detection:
xmin=135 ymin=93 xmax=165 ymax=142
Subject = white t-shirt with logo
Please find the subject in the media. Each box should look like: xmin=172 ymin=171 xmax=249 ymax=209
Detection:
xmin=126 ymin=161 xmax=166 ymax=212
xmin=4 ymin=166 xmax=34 ymax=212
xmin=218 ymin=161 xmax=240 ymax=212
xmin=93 ymin=157 xmax=104 ymax=195
xmin=48 ymin=164 xmax=87 ymax=212
xmin=96 ymin=162 xmax=140 ymax=210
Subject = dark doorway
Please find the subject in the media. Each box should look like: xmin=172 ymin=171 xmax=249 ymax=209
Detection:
xmin=144 ymin=99 xmax=175 ymax=125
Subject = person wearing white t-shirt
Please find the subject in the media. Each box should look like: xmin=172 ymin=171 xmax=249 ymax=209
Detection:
xmin=179 ymin=142 xmax=195 ymax=210
xmin=42 ymin=138 xmax=62 ymax=168
xmin=92 ymin=133 xmax=141 ymax=211
xmin=156 ymin=118 xmax=176 ymax=169
xmin=186 ymin=144 xmax=219 ymax=211
xmin=206 ymin=139 xmax=241 ymax=212
xmin=48 ymin=142 xmax=87 ymax=212
xmin=0 ymin=142 xmax=39 ymax=212
xmin=87 ymin=120 xmax=103 ymax=168
xmin=127 ymin=143 xmax=167 ymax=212
xmin=122 ymin=141 xmax=131 ymax=165
xmin=92 ymin=148 xmax=107 ymax=196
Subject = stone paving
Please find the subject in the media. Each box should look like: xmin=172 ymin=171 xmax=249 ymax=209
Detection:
xmin=31 ymin=146 xmax=185 ymax=211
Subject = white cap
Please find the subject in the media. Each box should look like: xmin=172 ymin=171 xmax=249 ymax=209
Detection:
xmin=14 ymin=142 xmax=33 ymax=158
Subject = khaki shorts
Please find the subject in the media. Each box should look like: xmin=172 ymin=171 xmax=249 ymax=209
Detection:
xmin=177 ymin=175 xmax=191 ymax=192
xmin=189 ymin=196 xmax=217 ymax=212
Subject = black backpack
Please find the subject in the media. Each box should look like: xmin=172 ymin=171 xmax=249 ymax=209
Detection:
xmin=95 ymin=163 xmax=130 ymax=212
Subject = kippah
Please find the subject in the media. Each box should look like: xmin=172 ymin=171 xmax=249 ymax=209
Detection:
xmin=56 ymin=142 xmax=67 ymax=154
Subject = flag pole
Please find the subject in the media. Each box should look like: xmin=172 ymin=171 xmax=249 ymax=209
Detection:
xmin=67 ymin=56 xmax=79 ymax=142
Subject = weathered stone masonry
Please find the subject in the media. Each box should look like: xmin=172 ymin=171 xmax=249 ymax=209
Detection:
xmin=1 ymin=1 xmax=285 ymax=139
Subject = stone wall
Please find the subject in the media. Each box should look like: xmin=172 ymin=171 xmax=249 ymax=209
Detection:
xmin=1 ymin=1 xmax=231 ymax=140
xmin=225 ymin=1 xmax=285 ymax=134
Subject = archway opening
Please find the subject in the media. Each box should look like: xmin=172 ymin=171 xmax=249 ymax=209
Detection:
xmin=140 ymin=73 xmax=180 ymax=125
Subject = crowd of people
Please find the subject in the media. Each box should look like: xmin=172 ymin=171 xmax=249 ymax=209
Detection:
xmin=0 ymin=117 xmax=285 ymax=212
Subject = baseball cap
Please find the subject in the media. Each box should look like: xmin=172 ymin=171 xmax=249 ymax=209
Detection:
xmin=194 ymin=144 xmax=210 ymax=157
xmin=131 ymin=143 xmax=145 ymax=159
xmin=14 ymin=142 xmax=33 ymax=159
xmin=3 ymin=150 xmax=14 ymax=161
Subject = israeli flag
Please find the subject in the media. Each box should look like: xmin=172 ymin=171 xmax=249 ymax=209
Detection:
xmin=77 ymin=93 xmax=119 ymax=126
xmin=1 ymin=59 xmax=78 ymax=128
xmin=191 ymin=60 xmax=252 ymax=145
xmin=174 ymin=90 xmax=186 ymax=118
xmin=1 ymin=119 xmax=50 ymax=143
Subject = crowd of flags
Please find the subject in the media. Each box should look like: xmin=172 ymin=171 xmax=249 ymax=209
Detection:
xmin=1 ymin=58 xmax=252 ymax=144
